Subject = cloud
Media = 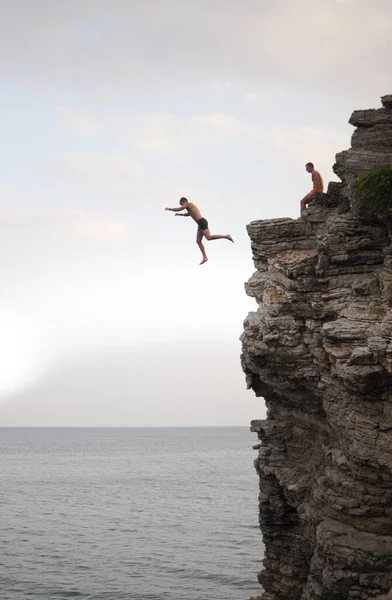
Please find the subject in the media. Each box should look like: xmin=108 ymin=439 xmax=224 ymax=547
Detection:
xmin=57 ymin=106 xmax=99 ymax=135
xmin=68 ymin=209 xmax=129 ymax=240
xmin=262 ymin=124 xmax=350 ymax=165
xmin=245 ymin=90 xmax=266 ymax=103
xmin=49 ymin=153 xmax=147 ymax=195
xmin=46 ymin=147 xmax=225 ymax=214
xmin=48 ymin=153 xmax=182 ymax=204
xmin=0 ymin=207 xmax=129 ymax=241
xmin=192 ymin=115 xmax=244 ymax=133
xmin=48 ymin=109 xmax=349 ymax=187
xmin=131 ymin=114 xmax=244 ymax=156
xmin=0 ymin=0 xmax=390 ymax=94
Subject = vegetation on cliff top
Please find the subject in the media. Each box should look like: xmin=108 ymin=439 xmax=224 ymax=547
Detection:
xmin=351 ymin=165 xmax=392 ymax=221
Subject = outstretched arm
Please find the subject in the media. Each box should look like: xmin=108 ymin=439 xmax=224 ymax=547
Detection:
xmin=165 ymin=206 xmax=186 ymax=212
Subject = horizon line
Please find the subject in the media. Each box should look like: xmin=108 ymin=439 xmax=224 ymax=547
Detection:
xmin=0 ymin=424 xmax=252 ymax=429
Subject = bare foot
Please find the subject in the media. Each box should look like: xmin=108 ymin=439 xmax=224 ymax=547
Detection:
xmin=199 ymin=258 xmax=208 ymax=265
xmin=227 ymin=234 xmax=234 ymax=243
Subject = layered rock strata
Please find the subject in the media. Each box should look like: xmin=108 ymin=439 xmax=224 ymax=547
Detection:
xmin=241 ymin=96 xmax=392 ymax=599
xmin=334 ymin=94 xmax=392 ymax=195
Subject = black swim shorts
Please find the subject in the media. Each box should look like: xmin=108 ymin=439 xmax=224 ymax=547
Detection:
xmin=197 ymin=217 xmax=208 ymax=232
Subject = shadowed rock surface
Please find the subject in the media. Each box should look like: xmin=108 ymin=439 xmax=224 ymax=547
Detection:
xmin=241 ymin=96 xmax=392 ymax=600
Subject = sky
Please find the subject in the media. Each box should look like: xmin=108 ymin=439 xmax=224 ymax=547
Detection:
xmin=0 ymin=0 xmax=391 ymax=426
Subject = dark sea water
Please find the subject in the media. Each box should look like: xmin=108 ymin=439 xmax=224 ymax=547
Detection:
xmin=0 ymin=427 xmax=262 ymax=600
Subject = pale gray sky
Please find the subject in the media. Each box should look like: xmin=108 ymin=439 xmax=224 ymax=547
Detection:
xmin=0 ymin=0 xmax=391 ymax=425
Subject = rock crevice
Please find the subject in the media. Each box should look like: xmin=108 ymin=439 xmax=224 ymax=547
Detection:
xmin=242 ymin=96 xmax=392 ymax=600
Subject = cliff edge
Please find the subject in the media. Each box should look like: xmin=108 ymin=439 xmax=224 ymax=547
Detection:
xmin=241 ymin=96 xmax=392 ymax=600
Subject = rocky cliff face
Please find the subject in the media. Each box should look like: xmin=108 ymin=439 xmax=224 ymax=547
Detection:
xmin=335 ymin=94 xmax=392 ymax=196
xmin=241 ymin=96 xmax=392 ymax=600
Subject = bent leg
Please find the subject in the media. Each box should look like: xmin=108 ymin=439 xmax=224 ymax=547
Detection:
xmin=203 ymin=228 xmax=233 ymax=242
xmin=301 ymin=192 xmax=318 ymax=214
xmin=196 ymin=231 xmax=208 ymax=265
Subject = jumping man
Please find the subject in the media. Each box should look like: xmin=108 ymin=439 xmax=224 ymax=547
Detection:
xmin=165 ymin=197 xmax=233 ymax=265
xmin=300 ymin=162 xmax=324 ymax=215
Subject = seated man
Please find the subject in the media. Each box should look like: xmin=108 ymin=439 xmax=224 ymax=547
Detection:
xmin=301 ymin=162 xmax=324 ymax=215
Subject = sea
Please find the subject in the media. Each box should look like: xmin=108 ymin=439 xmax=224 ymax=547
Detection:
xmin=0 ymin=427 xmax=262 ymax=600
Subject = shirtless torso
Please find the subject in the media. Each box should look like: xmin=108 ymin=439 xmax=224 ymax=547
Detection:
xmin=311 ymin=170 xmax=323 ymax=193
xmin=180 ymin=202 xmax=202 ymax=223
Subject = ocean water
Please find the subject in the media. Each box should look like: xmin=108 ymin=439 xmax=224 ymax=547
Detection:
xmin=0 ymin=427 xmax=262 ymax=600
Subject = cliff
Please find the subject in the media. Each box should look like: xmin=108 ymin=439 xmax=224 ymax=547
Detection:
xmin=241 ymin=95 xmax=392 ymax=600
